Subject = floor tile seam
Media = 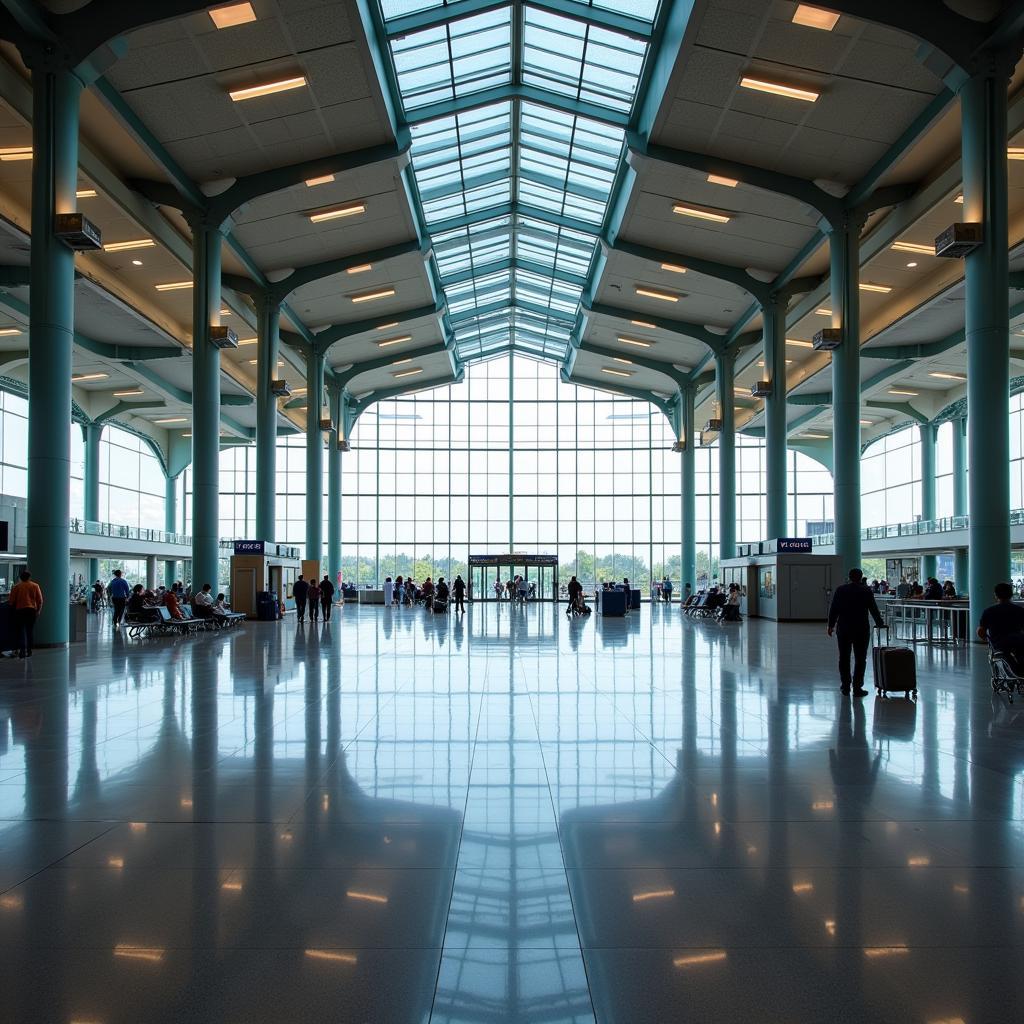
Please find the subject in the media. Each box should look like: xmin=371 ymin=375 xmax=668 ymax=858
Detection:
xmin=0 ymin=821 xmax=121 ymax=896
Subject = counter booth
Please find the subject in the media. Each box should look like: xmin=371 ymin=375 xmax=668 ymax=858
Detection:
xmin=468 ymin=554 xmax=558 ymax=601
xmin=229 ymin=540 xmax=302 ymax=618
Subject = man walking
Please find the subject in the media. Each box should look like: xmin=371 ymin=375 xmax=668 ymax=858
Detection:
xmin=452 ymin=574 xmax=466 ymax=613
xmin=827 ymin=568 xmax=885 ymax=697
xmin=108 ymin=569 xmax=130 ymax=630
xmin=9 ymin=570 xmax=43 ymax=658
xmin=293 ymin=574 xmax=309 ymax=623
xmin=320 ymin=575 xmax=335 ymax=621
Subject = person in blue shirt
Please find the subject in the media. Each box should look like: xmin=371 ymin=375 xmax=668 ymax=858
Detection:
xmin=108 ymin=569 xmax=131 ymax=630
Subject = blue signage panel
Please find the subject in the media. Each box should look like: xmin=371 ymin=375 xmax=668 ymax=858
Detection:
xmin=234 ymin=539 xmax=265 ymax=555
xmin=777 ymin=537 xmax=812 ymax=552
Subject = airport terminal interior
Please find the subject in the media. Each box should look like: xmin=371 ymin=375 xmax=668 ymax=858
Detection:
xmin=4 ymin=0 xmax=1024 ymax=1021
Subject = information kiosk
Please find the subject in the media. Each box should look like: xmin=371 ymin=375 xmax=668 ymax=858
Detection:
xmin=229 ymin=540 xmax=302 ymax=618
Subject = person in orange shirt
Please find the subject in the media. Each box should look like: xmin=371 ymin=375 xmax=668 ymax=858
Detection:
xmin=162 ymin=587 xmax=183 ymax=620
xmin=9 ymin=570 xmax=43 ymax=658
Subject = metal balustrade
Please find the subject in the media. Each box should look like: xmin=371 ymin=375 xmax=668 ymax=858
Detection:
xmin=811 ymin=512 xmax=982 ymax=548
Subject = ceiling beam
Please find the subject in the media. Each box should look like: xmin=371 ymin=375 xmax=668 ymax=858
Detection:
xmin=581 ymin=296 xmax=724 ymax=351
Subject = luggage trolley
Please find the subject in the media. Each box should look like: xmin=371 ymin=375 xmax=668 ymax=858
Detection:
xmin=989 ymin=642 xmax=1024 ymax=702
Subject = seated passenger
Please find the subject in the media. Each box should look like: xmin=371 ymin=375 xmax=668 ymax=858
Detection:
xmin=924 ymin=577 xmax=943 ymax=600
xmin=213 ymin=593 xmax=230 ymax=617
xmin=163 ymin=587 xmax=183 ymax=620
xmin=942 ymin=580 xmax=957 ymax=599
xmin=978 ymin=582 xmax=1024 ymax=667
xmin=192 ymin=583 xmax=215 ymax=617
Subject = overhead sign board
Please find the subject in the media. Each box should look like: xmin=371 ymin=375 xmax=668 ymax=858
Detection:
xmin=776 ymin=537 xmax=812 ymax=552
xmin=234 ymin=539 xmax=265 ymax=555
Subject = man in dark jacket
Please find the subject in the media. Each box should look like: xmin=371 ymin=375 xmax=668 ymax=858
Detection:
xmin=320 ymin=575 xmax=335 ymax=620
xmin=293 ymin=575 xmax=309 ymax=623
xmin=827 ymin=568 xmax=885 ymax=697
xmin=452 ymin=574 xmax=466 ymax=613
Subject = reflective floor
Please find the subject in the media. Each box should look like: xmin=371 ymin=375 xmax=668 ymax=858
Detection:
xmin=1 ymin=602 xmax=1023 ymax=1023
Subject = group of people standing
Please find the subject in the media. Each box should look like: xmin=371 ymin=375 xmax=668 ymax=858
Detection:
xmin=383 ymin=575 xmax=466 ymax=613
xmin=292 ymin=575 xmax=336 ymax=623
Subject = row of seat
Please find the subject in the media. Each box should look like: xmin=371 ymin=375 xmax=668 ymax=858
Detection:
xmin=122 ymin=605 xmax=245 ymax=640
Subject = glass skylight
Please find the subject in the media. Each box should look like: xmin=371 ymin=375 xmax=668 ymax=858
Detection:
xmin=379 ymin=1 xmax=658 ymax=366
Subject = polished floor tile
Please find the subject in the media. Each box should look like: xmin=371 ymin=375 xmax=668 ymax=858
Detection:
xmin=0 ymin=602 xmax=1023 ymax=1022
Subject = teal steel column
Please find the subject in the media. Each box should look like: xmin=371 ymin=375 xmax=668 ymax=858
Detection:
xmin=189 ymin=220 xmax=225 ymax=591
xmin=254 ymin=295 xmax=281 ymax=541
xmin=26 ymin=66 xmax=83 ymax=645
xmin=716 ymin=349 xmax=736 ymax=563
xmin=165 ymin=473 xmax=178 ymax=587
xmin=952 ymin=416 xmax=968 ymax=591
xmin=961 ymin=66 xmax=1011 ymax=630
xmin=919 ymin=422 xmax=937 ymax=579
xmin=830 ymin=215 xmax=863 ymax=572
xmin=327 ymin=394 xmax=342 ymax=587
xmin=305 ymin=348 xmax=325 ymax=566
xmin=681 ymin=383 xmax=696 ymax=589
xmin=83 ymin=421 xmax=101 ymax=584
xmin=763 ymin=294 xmax=788 ymax=539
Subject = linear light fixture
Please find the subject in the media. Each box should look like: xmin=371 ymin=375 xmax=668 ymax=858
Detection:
xmin=72 ymin=373 xmax=108 ymax=382
xmin=1009 ymin=147 xmax=1024 ymax=160
xmin=635 ymin=286 xmax=679 ymax=302
xmin=757 ymin=359 xmax=793 ymax=366
xmin=346 ymin=890 xmax=389 ymax=904
xmin=800 ymin=432 xmax=829 ymax=439
xmin=707 ymin=173 xmax=738 ymax=187
xmin=889 ymin=389 xmax=918 ymax=396
xmin=672 ymin=203 xmax=731 ymax=224
xmin=954 ymin=193 xmax=964 ymax=204
xmin=346 ymin=264 xmax=372 ymax=274
xmin=860 ymin=419 xmax=875 ymax=426
xmin=155 ymin=280 xmax=193 ymax=291
xmin=601 ymin=366 xmax=632 ymax=377
xmin=612 ymin=357 xmax=633 ymax=364
xmin=393 ymin=367 xmax=422 ymax=379
xmin=739 ymin=76 xmax=819 ymax=102
xmin=630 ymin=319 xmax=656 ymax=329
xmin=786 ymin=338 xmax=813 ymax=348
xmin=247 ymin=359 xmax=283 ymax=366
xmin=210 ymin=2 xmax=256 ymax=29
xmin=631 ymin=889 xmax=675 ymax=902
xmin=102 ymin=238 xmax=155 ymax=252
xmin=229 ymin=75 xmax=306 ymax=102
xmin=792 ymin=4 xmax=840 ymax=30
xmin=859 ymin=282 xmax=892 ymax=293
xmin=891 ymin=241 xmax=934 ymax=255
xmin=350 ymin=287 xmax=394 ymax=303
xmin=113 ymin=389 xmax=145 ymax=397
xmin=305 ymin=174 xmax=335 ymax=187
xmin=291 ymin=387 xmax=307 ymax=394
xmin=76 ymin=188 xmax=97 ymax=198
xmin=391 ymin=358 xmax=412 ymax=366
xmin=236 ymin=337 xmax=258 ymax=345
xmin=304 ymin=950 xmax=358 ymax=964
xmin=0 ymin=147 xmax=32 ymax=161
xmin=863 ymin=946 xmax=909 ymax=959
xmin=617 ymin=336 xmax=652 ymax=348
xmin=673 ymin=951 xmax=727 ymax=968
xmin=377 ymin=335 xmax=412 ymax=348
xmin=815 ymin=308 xmax=832 ymax=316
xmin=154 ymin=417 xmax=187 ymax=424
xmin=309 ymin=203 xmax=365 ymax=223
xmin=661 ymin=263 xmax=687 ymax=274
xmin=0 ymin=327 xmax=22 ymax=336
xmin=930 ymin=371 xmax=966 ymax=381
xmin=376 ymin=321 xmax=399 ymax=330
xmin=113 ymin=944 xmax=165 ymax=963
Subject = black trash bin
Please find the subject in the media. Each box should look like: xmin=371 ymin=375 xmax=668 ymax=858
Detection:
xmin=256 ymin=591 xmax=279 ymax=621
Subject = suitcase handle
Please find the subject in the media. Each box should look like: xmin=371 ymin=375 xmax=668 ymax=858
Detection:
xmin=874 ymin=624 xmax=889 ymax=640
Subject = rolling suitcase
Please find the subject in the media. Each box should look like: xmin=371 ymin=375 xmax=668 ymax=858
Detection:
xmin=872 ymin=626 xmax=917 ymax=699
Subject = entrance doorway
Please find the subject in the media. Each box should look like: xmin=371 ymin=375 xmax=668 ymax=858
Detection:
xmin=468 ymin=555 xmax=558 ymax=601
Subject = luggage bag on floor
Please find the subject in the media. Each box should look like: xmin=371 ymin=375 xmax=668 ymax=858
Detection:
xmin=872 ymin=626 xmax=917 ymax=699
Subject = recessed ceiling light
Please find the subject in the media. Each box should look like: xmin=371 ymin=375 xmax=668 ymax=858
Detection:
xmin=792 ymin=4 xmax=840 ymax=30
xmin=906 ymin=261 xmax=918 ymax=268
xmin=635 ymin=286 xmax=679 ymax=302
xmin=76 ymin=188 xmax=97 ymax=198
xmin=785 ymin=338 xmax=813 ymax=348
xmin=209 ymin=2 xmax=256 ymax=29
xmin=72 ymin=372 xmax=108 ymax=382
xmin=860 ymin=282 xmax=892 ymax=293
xmin=350 ymin=288 xmax=395 ymax=303
xmin=739 ymin=76 xmax=819 ymax=102
xmin=305 ymin=174 xmax=335 ymax=187
xmin=103 ymin=238 xmax=154 ymax=252
xmin=672 ymin=203 xmax=731 ymax=224
xmin=131 ymin=259 xmax=144 ymax=266
xmin=617 ymin=336 xmax=652 ymax=348
xmin=155 ymin=281 xmax=193 ymax=291
xmin=228 ymin=76 xmax=307 ymax=102
xmin=0 ymin=147 xmax=32 ymax=161
xmin=889 ymin=389 xmax=918 ymax=396
xmin=630 ymin=320 xmax=656 ymax=329
xmin=154 ymin=417 xmax=188 ymax=424
xmin=346 ymin=264 xmax=372 ymax=275
xmin=661 ymin=263 xmax=687 ymax=274
xmin=0 ymin=327 xmax=22 ymax=336
xmin=954 ymin=194 xmax=964 ymax=204
xmin=929 ymin=371 xmax=966 ymax=381
xmin=377 ymin=335 xmax=412 ymax=347
xmin=891 ymin=241 xmax=933 ymax=255
xmin=393 ymin=367 xmax=422 ymax=378
xmin=309 ymin=203 xmax=366 ymax=223
xmin=601 ymin=366 xmax=633 ymax=377
xmin=815 ymin=308 xmax=832 ymax=316
xmin=113 ymin=389 xmax=145 ymax=397
xmin=859 ymin=420 xmax=874 ymax=426
xmin=707 ymin=174 xmax=738 ymax=187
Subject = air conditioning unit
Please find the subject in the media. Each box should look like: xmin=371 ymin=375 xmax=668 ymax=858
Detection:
xmin=703 ymin=417 xmax=722 ymax=432
xmin=699 ymin=429 xmax=718 ymax=447
xmin=54 ymin=212 xmax=101 ymax=250
xmin=209 ymin=325 xmax=238 ymax=349
xmin=935 ymin=222 xmax=982 ymax=258
xmin=750 ymin=380 xmax=772 ymax=397
xmin=671 ymin=439 xmax=686 ymax=453
xmin=319 ymin=417 xmax=333 ymax=431
xmin=813 ymin=328 xmax=842 ymax=351
xmin=337 ymin=438 xmax=351 ymax=452
xmin=270 ymin=379 xmax=291 ymax=398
